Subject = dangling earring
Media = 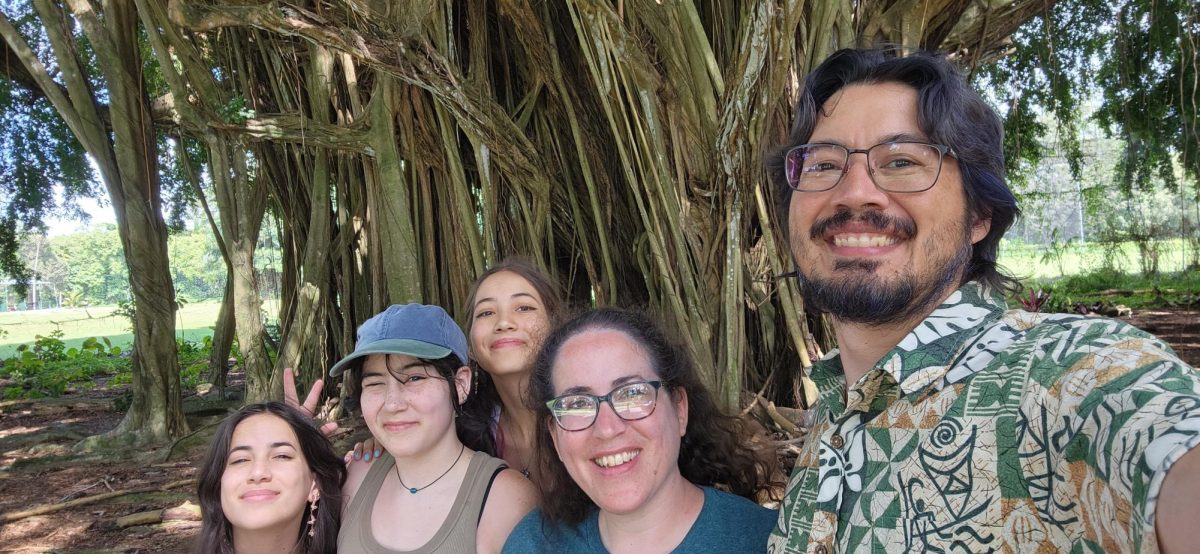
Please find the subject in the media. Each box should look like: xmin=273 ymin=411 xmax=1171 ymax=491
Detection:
xmin=306 ymin=496 xmax=319 ymax=537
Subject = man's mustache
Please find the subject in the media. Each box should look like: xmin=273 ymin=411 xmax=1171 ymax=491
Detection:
xmin=809 ymin=210 xmax=916 ymax=241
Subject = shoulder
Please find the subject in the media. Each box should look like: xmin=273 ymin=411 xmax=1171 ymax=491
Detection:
xmin=501 ymin=509 xmax=595 ymax=553
xmin=342 ymin=451 xmax=386 ymax=509
xmin=477 ymin=457 xmax=537 ymax=553
xmin=701 ymin=487 xmax=775 ymax=522
xmin=682 ymin=487 xmax=776 ymax=551
xmin=488 ymin=467 xmax=537 ymax=507
xmin=989 ymin=310 xmax=1189 ymax=383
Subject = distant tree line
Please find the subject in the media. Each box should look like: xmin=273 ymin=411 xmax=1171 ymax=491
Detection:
xmin=9 ymin=225 xmax=281 ymax=309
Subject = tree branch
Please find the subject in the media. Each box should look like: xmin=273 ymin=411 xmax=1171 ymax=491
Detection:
xmin=0 ymin=478 xmax=195 ymax=525
xmin=169 ymin=0 xmax=551 ymax=198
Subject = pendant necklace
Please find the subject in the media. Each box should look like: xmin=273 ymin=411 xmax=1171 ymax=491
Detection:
xmin=395 ymin=443 xmax=466 ymax=494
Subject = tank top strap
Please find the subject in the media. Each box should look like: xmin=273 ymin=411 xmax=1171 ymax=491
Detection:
xmin=456 ymin=453 xmax=508 ymax=533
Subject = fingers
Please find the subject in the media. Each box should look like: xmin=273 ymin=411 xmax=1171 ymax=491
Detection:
xmin=319 ymin=421 xmax=338 ymax=438
xmin=283 ymin=367 xmax=326 ymax=418
xmin=349 ymin=439 xmax=382 ymax=462
xmin=303 ymin=378 xmax=325 ymax=416
xmin=283 ymin=367 xmax=301 ymax=409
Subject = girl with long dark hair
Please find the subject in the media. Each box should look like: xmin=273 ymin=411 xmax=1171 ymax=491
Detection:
xmin=196 ymin=402 xmax=345 ymax=554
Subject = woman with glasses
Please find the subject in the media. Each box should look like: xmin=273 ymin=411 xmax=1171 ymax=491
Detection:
xmin=502 ymin=308 xmax=777 ymax=553
xmin=332 ymin=304 xmax=536 ymax=553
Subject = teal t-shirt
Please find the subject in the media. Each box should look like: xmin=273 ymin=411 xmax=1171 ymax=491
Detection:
xmin=502 ymin=486 xmax=776 ymax=553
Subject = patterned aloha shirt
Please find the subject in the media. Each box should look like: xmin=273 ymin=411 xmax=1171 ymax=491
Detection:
xmin=768 ymin=282 xmax=1200 ymax=553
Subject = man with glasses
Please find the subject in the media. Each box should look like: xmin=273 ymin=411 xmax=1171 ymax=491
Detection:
xmin=768 ymin=48 xmax=1200 ymax=553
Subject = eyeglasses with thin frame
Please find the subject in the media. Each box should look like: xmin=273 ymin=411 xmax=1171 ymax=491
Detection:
xmin=784 ymin=141 xmax=955 ymax=193
xmin=546 ymin=380 xmax=663 ymax=432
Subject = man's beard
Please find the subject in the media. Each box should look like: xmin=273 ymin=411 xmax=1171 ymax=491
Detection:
xmin=794 ymin=211 xmax=973 ymax=327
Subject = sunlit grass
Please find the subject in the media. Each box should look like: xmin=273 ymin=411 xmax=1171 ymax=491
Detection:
xmin=0 ymin=302 xmax=222 ymax=358
xmin=998 ymin=238 xmax=1194 ymax=281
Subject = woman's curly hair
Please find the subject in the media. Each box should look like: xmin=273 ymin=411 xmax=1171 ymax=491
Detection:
xmin=527 ymin=307 xmax=778 ymax=524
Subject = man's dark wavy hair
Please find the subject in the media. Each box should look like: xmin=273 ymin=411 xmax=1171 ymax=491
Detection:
xmin=769 ymin=47 xmax=1021 ymax=293
xmin=527 ymin=307 xmax=777 ymax=525
xmin=196 ymin=402 xmax=345 ymax=554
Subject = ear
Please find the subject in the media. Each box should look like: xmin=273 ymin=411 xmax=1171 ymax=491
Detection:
xmin=970 ymin=216 xmax=991 ymax=245
xmin=308 ymin=481 xmax=320 ymax=503
xmin=672 ymin=387 xmax=688 ymax=437
xmin=453 ymin=366 xmax=471 ymax=404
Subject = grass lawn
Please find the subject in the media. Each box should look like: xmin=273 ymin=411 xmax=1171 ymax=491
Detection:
xmin=998 ymin=238 xmax=1194 ymax=281
xmin=0 ymin=301 xmax=221 ymax=359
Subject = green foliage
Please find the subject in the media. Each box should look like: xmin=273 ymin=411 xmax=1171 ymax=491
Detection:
xmin=10 ymin=225 xmax=266 ymax=307
xmin=113 ymin=299 xmax=136 ymax=329
xmin=0 ymin=333 xmax=211 ymax=400
xmin=0 ymin=331 xmax=127 ymax=399
xmin=1038 ymin=229 xmax=1077 ymax=277
xmin=176 ymin=337 xmax=210 ymax=391
xmin=0 ymin=11 xmax=96 ymax=295
xmin=218 ymin=96 xmax=256 ymax=124
xmin=160 ymin=134 xmax=208 ymax=231
xmin=982 ymin=0 xmax=1199 ymax=192
xmin=1022 ymin=268 xmax=1200 ymax=313
xmin=48 ymin=225 xmax=130 ymax=305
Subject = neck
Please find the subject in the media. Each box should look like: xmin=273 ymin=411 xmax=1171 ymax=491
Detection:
xmin=491 ymin=370 xmax=529 ymax=416
xmin=391 ymin=435 xmax=468 ymax=485
xmin=597 ymin=473 xmax=703 ymax=554
xmin=492 ymin=372 xmax=536 ymax=440
xmin=232 ymin=519 xmax=302 ymax=554
xmin=831 ymin=320 xmax=916 ymax=387
xmin=832 ymin=285 xmax=959 ymax=387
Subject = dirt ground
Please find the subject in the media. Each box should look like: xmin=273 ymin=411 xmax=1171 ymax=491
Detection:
xmin=0 ymin=307 xmax=1196 ymax=553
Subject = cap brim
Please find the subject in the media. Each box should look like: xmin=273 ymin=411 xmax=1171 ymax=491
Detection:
xmin=328 ymin=339 xmax=454 ymax=377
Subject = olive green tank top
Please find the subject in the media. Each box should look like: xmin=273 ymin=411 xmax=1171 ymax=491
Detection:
xmin=338 ymin=450 xmax=507 ymax=553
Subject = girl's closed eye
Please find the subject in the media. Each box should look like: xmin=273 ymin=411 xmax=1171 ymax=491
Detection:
xmin=474 ymin=309 xmax=495 ymax=319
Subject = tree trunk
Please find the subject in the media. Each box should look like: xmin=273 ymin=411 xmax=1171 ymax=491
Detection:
xmin=95 ymin=1 xmax=187 ymax=441
xmin=0 ymin=0 xmax=187 ymax=442
xmin=208 ymin=278 xmax=235 ymax=392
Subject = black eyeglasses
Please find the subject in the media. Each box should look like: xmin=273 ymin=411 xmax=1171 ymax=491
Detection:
xmin=784 ymin=141 xmax=955 ymax=193
xmin=546 ymin=381 xmax=663 ymax=432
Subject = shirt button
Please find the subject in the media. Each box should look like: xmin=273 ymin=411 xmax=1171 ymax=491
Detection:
xmin=830 ymin=434 xmax=845 ymax=449
xmin=814 ymin=544 xmax=829 ymax=554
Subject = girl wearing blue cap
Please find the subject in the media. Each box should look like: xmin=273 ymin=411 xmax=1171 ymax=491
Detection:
xmin=329 ymin=304 xmax=537 ymax=553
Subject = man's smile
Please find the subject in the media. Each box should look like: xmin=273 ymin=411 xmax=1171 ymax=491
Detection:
xmin=831 ymin=233 xmax=899 ymax=248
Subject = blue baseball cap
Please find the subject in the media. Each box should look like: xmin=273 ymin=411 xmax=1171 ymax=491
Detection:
xmin=329 ymin=304 xmax=469 ymax=377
